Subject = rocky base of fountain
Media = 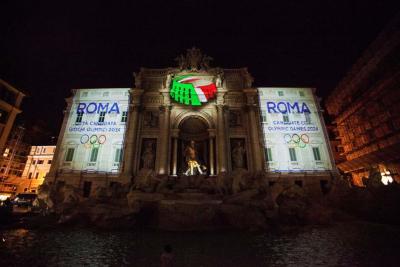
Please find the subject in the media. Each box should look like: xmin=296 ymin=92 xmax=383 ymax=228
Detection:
xmin=30 ymin=169 xmax=365 ymax=231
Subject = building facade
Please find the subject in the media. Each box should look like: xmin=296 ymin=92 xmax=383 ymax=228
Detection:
xmin=46 ymin=48 xmax=337 ymax=196
xmin=0 ymin=79 xmax=25 ymax=153
xmin=0 ymin=126 xmax=30 ymax=196
xmin=325 ymin=16 xmax=400 ymax=186
xmin=17 ymin=145 xmax=56 ymax=193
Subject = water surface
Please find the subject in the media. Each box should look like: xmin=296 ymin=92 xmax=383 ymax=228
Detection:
xmin=1 ymin=222 xmax=400 ymax=266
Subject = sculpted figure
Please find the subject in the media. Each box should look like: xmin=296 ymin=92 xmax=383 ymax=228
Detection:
xmin=184 ymin=140 xmax=203 ymax=176
xmin=215 ymin=74 xmax=222 ymax=87
xmin=232 ymin=140 xmax=246 ymax=169
xmin=165 ymin=74 xmax=172 ymax=89
xmin=133 ymin=72 xmax=141 ymax=88
xmin=142 ymin=141 xmax=155 ymax=169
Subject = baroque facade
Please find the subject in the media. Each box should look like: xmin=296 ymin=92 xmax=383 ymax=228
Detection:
xmin=46 ymin=48 xmax=336 ymax=196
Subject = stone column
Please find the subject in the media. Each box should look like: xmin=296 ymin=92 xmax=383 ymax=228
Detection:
xmin=216 ymin=104 xmax=228 ymax=173
xmin=121 ymin=89 xmax=143 ymax=182
xmin=157 ymin=89 xmax=172 ymax=175
xmin=171 ymin=129 xmax=179 ymax=176
xmin=244 ymin=89 xmax=263 ymax=172
xmin=208 ymin=129 xmax=216 ymax=175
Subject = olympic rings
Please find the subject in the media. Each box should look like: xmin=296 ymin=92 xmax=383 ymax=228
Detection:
xmin=300 ymin=134 xmax=309 ymax=144
xmin=98 ymin=135 xmax=106 ymax=144
xmin=284 ymin=133 xmax=310 ymax=148
xmin=80 ymin=134 xmax=107 ymax=146
xmin=80 ymin=134 xmax=89 ymax=144
xmin=90 ymin=135 xmax=97 ymax=144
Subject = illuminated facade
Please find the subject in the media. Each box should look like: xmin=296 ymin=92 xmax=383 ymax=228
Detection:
xmin=325 ymin=16 xmax=400 ymax=186
xmin=18 ymin=145 xmax=56 ymax=193
xmin=0 ymin=79 xmax=25 ymax=153
xmin=46 ymin=48 xmax=336 ymax=196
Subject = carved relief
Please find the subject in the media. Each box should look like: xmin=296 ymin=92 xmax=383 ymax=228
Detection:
xmin=143 ymin=111 xmax=159 ymax=128
xmin=229 ymin=110 xmax=242 ymax=127
xmin=175 ymin=47 xmax=213 ymax=71
xmin=143 ymin=95 xmax=163 ymax=105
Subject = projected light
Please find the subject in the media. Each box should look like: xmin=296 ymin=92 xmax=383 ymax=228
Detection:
xmin=170 ymin=75 xmax=217 ymax=106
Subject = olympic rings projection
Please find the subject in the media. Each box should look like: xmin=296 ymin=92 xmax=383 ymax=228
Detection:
xmin=80 ymin=134 xmax=106 ymax=148
xmin=284 ymin=133 xmax=309 ymax=148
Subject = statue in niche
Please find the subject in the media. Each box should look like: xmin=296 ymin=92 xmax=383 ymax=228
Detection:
xmin=232 ymin=140 xmax=246 ymax=169
xmin=142 ymin=140 xmax=155 ymax=169
xmin=133 ymin=72 xmax=141 ymax=88
xmin=143 ymin=111 xmax=159 ymax=128
xmin=184 ymin=140 xmax=204 ymax=176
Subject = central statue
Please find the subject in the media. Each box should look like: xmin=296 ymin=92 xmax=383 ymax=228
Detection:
xmin=184 ymin=140 xmax=204 ymax=176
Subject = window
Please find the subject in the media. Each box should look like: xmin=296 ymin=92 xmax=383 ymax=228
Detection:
xmin=265 ymin=148 xmax=272 ymax=162
xmin=305 ymin=112 xmax=311 ymax=124
xmin=76 ymin=112 xmax=83 ymax=123
xmin=283 ymin=114 xmax=289 ymax=123
xmin=261 ymin=110 xmax=267 ymax=122
xmin=65 ymin=148 xmax=75 ymax=162
xmin=114 ymin=148 xmax=123 ymax=162
xmin=90 ymin=147 xmax=99 ymax=162
xmin=28 ymin=172 xmax=32 ymax=179
xmin=37 ymin=160 xmax=44 ymax=164
xmin=99 ymin=111 xmax=106 ymax=123
xmin=48 ymin=160 xmax=52 ymax=164
xmin=299 ymin=91 xmax=305 ymax=97
xmin=121 ymin=111 xmax=128 ymax=123
xmin=278 ymin=91 xmax=284 ymax=96
xmin=35 ymin=173 xmax=39 ymax=179
xmin=313 ymin=147 xmax=321 ymax=161
xmin=289 ymin=148 xmax=297 ymax=161
xmin=32 ymin=160 xmax=36 ymax=165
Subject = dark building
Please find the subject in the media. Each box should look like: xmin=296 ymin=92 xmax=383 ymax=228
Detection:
xmin=325 ymin=15 xmax=400 ymax=186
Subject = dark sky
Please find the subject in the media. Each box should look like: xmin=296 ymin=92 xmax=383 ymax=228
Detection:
xmin=1 ymin=0 xmax=399 ymax=136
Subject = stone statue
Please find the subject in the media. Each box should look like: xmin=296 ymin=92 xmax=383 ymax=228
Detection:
xmin=215 ymin=74 xmax=222 ymax=87
xmin=187 ymin=47 xmax=202 ymax=70
xmin=201 ymin=55 xmax=213 ymax=70
xmin=133 ymin=72 xmax=141 ymax=88
xmin=184 ymin=140 xmax=203 ymax=176
xmin=244 ymin=73 xmax=254 ymax=88
xmin=142 ymin=141 xmax=155 ymax=169
xmin=174 ymin=47 xmax=213 ymax=71
xmin=229 ymin=111 xmax=241 ymax=127
xmin=165 ymin=74 xmax=172 ymax=89
xmin=232 ymin=140 xmax=246 ymax=169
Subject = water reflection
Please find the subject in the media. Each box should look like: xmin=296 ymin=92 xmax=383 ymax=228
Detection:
xmin=1 ymin=222 xmax=400 ymax=267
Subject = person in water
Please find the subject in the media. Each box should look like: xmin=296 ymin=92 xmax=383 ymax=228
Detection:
xmin=161 ymin=244 xmax=175 ymax=267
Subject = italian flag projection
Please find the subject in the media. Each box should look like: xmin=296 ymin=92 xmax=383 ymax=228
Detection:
xmin=170 ymin=75 xmax=217 ymax=106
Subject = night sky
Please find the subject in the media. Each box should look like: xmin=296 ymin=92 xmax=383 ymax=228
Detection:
xmin=1 ymin=1 xmax=399 ymax=137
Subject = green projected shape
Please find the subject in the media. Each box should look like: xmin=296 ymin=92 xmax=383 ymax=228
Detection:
xmin=170 ymin=79 xmax=201 ymax=106
xmin=170 ymin=74 xmax=217 ymax=106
